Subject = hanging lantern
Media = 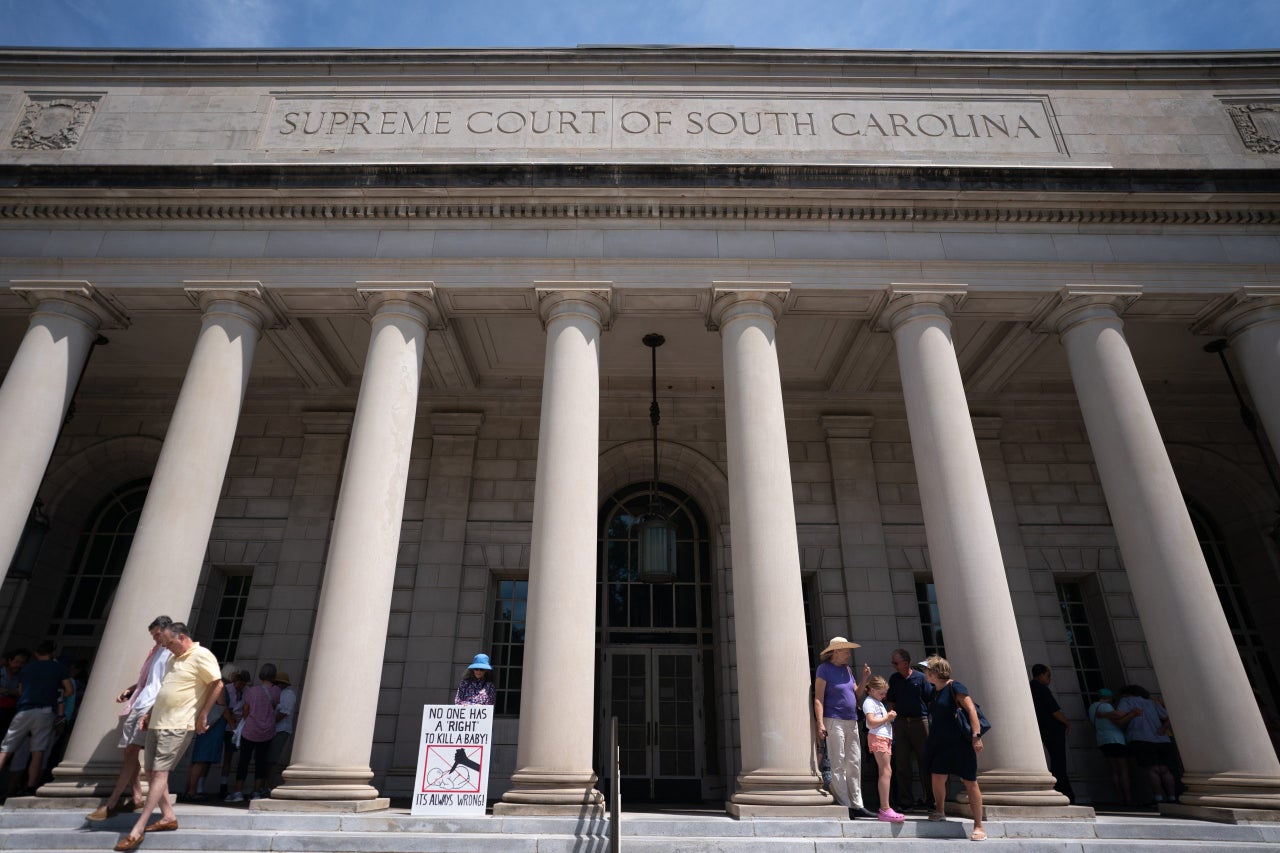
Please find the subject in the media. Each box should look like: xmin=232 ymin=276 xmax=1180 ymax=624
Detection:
xmin=8 ymin=498 xmax=50 ymax=580
xmin=636 ymin=333 xmax=677 ymax=583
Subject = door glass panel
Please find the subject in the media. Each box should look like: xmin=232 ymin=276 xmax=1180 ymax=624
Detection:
xmin=653 ymin=652 xmax=698 ymax=780
xmin=611 ymin=653 xmax=649 ymax=777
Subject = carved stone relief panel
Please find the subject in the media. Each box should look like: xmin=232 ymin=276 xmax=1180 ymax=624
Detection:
xmin=1226 ymin=102 xmax=1280 ymax=154
xmin=9 ymin=95 xmax=100 ymax=150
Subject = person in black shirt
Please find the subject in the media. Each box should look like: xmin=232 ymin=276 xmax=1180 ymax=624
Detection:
xmin=0 ymin=640 xmax=72 ymax=795
xmin=885 ymin=648 xmax=934 ymax=811
xmin=1029 ymin=664 xmax=1074 ymax=803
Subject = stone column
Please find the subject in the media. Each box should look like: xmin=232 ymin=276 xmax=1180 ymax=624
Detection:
xmin=0 ymin=283 xmax=121 ymax=583
xmin=387 ymin=412 xmax=484 ymax=795
xmin=1050 ymin=291 xmax=1280 ymax=814
xmin=44 ymin=287 xmax=269 ymax=797
xmin=821 ymin=415 xmax=892 ymax=647
xmin=494 ymin=288 xmax=609 ymax=815
xmin=969 ymin=417 xmax=1053 ymax=672
xmin=1219 ymin=291 xmax=1280 ymax=464
xmin=881 ymin=288 xmax=1067 ymax=810
xmin=711 ymin=287 xmax=838 ymax=818
xmin=268 ymin=289 xmax=434 ymax=808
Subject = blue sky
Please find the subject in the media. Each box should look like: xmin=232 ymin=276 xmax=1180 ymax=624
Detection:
xmin=1 ymin=0 xmax=1278 ymax=50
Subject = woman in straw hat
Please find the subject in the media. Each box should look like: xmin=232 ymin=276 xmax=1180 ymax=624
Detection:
xmin=814 ymin=636 xmax=875 ymax=818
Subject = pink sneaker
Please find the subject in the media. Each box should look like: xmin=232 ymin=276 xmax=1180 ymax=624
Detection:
xmin=878 ymin=807 xmax=905 ymax=823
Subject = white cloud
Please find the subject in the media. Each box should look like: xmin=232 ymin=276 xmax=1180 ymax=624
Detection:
xmin=180 ymin=0 xmax=285 ymax=48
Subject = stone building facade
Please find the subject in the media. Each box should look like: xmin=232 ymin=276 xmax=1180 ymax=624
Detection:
xmin=0 ymin=47 xmax=1279 ymax=816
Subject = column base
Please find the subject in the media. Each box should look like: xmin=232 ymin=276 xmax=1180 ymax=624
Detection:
xmin=253 ymin=797 xmax=390 ymax=813
xmin=270 ymin=763 xmax=381 ymax=801
xmin=729 ymin=770 xmax=833 ymax=808
xmin=497 ymin=769 xmax=604 ymax=810
xmin=1177 ymin=771 xmax=1280 ymax=811
xmin=971 ymin=768 xmax=1071 ymax=807
xmin=39 ymin=758 xmax=128 ymax=798
xmin=726 ymin=803 xmax=848 ymax=819
xmin=1161 ymin=802 xmax=1280 ymax=824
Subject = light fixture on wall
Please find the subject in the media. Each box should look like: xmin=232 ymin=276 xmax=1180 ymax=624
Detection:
xmin=637 ymin=333 xmax=677 ymax=583
xmin=1204 ymin=339 xmax=1280 ymax=549
xmin=7 ymin=499 xmax=50 ymax=580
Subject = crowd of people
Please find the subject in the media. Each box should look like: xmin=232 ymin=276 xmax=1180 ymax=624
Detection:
xmin=0 ymin=616 xmax=300 ymax=852
xmin=814 ymin=638 xmax=988 ymax=840
xmin=0 ymin=620 xmax=1224 ymax=847
xmin=813 ymin=637 xmax=1196 ymax=842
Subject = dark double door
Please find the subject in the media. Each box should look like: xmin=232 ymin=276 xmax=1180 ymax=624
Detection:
xmin=601 ymin=647 xmax=705 ymax=802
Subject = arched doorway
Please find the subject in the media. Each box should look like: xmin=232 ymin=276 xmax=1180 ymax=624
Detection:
xmin=49 ymin=479 xmax=150 ymax=663
xmin=596 ymin=482 xmax=717 ymax=803
xmin=1187 ymin=497 xmax=1279 ymax=706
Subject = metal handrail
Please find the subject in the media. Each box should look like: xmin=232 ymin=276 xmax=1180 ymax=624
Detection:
xmin=609 ymin=715 xmax=621 ymax=853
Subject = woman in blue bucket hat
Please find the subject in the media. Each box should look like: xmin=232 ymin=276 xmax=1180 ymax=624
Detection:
xmin=454 ymin=653 xmax=496 ymax=706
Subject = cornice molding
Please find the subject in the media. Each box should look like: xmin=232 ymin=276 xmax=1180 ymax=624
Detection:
xmin=1 ymin=199 xmax=1277 ymax=226
xmin=3 ymin=47 xmax=1280 ymax=87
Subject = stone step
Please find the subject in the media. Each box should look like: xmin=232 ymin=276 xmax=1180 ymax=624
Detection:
xmin=4 ymin=829 xmax=1280 ymax=853
xmin=2 ymin=807 xmax=1279 ymax=852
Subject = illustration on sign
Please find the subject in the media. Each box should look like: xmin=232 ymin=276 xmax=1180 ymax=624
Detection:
xmin=411 ymin=704 xmax=494 ymax=815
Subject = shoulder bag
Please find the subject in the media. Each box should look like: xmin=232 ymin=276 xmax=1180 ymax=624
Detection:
xmin=951 ymin=684 xmax=992 ymax=737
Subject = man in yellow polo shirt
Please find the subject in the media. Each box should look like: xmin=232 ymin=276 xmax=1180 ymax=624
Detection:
xmin=114 ymin=622 xmax=221 ymax=852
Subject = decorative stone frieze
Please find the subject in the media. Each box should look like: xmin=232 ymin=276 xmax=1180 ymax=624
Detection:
xmin=1226 ymin=102 xmax=1280 ymax=154
xmin=9 ymin=96 xmax=99 ymax=150
xmin=2 ymin=199 xmax=1277 ymax=225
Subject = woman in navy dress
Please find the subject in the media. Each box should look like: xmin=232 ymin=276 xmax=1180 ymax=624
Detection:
xmin=923 ymin=655 xmax=986 ymax=841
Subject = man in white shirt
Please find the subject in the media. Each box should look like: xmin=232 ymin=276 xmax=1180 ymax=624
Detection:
xmin=86 ymin=616 xmax=174 ymax=821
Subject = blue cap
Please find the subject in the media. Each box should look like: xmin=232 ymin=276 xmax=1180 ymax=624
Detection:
xmin=468 ymin=653 xmax=492 ymax=671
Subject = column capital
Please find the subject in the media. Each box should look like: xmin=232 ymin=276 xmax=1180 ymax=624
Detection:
xmin=534 ymin=284 xmax=612 ymax=330
xmin=820 ymin=414 xmax=875 ymax=440
xmin=356 ymin=282 xmax=440 ymax=329
xmin=708 ymin=282 xmax=789 ymax=331
xmin=1033 ymin=285 xmax=1140 ymax=336
xmin=183 ymin=282 xmax=277 ymax=330
xmin=9 ymin=280 xmax=129 ymax=330
xmin=873 ymin=284 xmax=967 ymax=333
xmin=1192 ymin=286 xmax=1280 ymax=338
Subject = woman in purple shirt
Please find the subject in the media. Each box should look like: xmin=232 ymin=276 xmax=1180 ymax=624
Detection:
xmin=814 ymin=636 xmax=873 ymax=818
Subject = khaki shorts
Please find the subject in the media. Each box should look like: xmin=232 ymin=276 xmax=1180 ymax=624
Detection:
xmin=144 ymin=728 xmax=193 ymax=773
xmin=1 ymin=707 xmax=55 ymax=754
xmin=118 ymin=704 xmax=149 ymax=749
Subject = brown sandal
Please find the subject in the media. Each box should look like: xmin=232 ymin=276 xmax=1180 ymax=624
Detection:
xmin=114 ymin=834 xmax=144 ymax=852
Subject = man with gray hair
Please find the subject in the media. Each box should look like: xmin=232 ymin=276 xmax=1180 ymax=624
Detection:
xmin=114 ymin=622 xmax=221 ymax=852
xmin=87 ymin=615 xmax=173 ymax=821
xmin=885 ymin=648 xmax=934 ymax=812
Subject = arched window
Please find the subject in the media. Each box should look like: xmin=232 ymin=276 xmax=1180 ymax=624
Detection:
xmin=1188 ymin=498 xmax=1279 ymax=704
xmin=597 ymin=482 xmax=712 ymax=645
xmin=49 ymin=479 xmax=149 ymax=657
